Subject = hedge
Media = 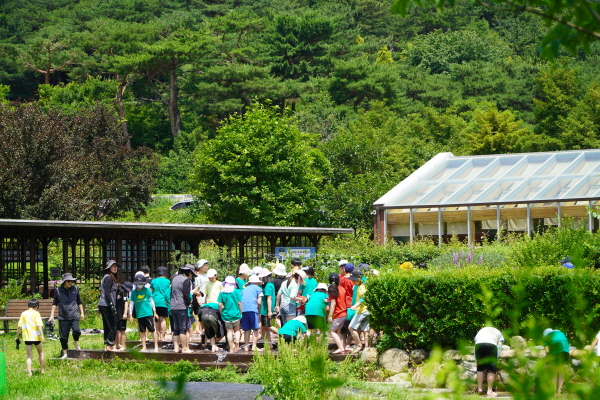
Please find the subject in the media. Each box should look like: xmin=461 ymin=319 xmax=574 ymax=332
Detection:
xmin=365 ymin=266 xmax=600 ymax=350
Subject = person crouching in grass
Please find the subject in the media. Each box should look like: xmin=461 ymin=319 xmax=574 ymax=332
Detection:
xmin=129 ymin=276 xmax=159 ymax=352
xmin=16 ymin=299 xmax=45 ymax=376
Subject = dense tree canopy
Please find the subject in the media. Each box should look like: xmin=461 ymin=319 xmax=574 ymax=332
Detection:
xmin=0 ymin=0 xmax=599 ymax=227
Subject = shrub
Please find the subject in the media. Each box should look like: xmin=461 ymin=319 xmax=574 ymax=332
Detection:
xmin=366 ymin=265 xmax=600 ymax=350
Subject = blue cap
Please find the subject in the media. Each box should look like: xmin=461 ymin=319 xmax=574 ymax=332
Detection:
xmin=345 ymin=263 xmax=355 ymax=273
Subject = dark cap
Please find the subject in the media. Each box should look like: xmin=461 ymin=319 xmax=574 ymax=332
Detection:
xmin=122 ymin=281 xmax=134 ymax=293
xmin=356 ymin=263 xmax=370 ymax=273
xmin=179 ymin=264 xmax=197 ymax=278
xmin=133 ymin=276 xmax=147 ymax=285
xmin=156 ymin=266 xmax=169 ymax=277
xmin=328 ymin=273 xmax=340 ymax=283
xmin=348 ymin=270 xmax=362 ymax=281
xmin=344 ymin=263 xmax=355 ymax=273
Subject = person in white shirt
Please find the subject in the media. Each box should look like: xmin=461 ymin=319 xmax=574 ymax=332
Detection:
xmin=474 ymin=326 xmax=505 ymax=397
xmin=194 ymin=259 xmax=209 ymax=336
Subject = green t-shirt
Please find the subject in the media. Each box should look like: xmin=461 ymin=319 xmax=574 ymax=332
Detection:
xmin=302 ymin=277 xmax=318 ymax=299
xmin=260 ymin=282 xmax=276 ymax=316
xmin=544 ymin=330 xmax=570 ymax=354
xmin=346 ymin=285 xmax=358 ymax=321
xmin=130 ymin=287 xmax=154 ymax=318
xmin=278 ymin=319 xmax=307 ymax=337
xmin=305 ymin=291 xmax=329 ymax=317
xmin=217 ymin=290 xmax=242 ymax=322
xmin=236 ymin=277 xmax=246 ymax=290
xmin=150 ymin=277 xmax=171 ymax=309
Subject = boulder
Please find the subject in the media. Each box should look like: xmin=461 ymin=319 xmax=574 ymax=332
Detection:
xmin=379 ymin=348 xmax=410 ymax=374
xmin=572 ymin=359 xmax=582 ymax=367
xmin=570 ymin=349 xmax=586 ymax=359
xmin=461 ymin=361 xmax=477 ymax=373
xmin=498 ymin=369 xmax=511 ymax=384
xmin=385 ymin=373 xmax=412 ymax=388
xmin=499 ymin=349 xmax=516 ymax=359
xmin=443 ymin=350 xmax=461 ymax=362
xmin=462 ymin=354 xmax=476 ymax=362
xmin=528 ymin=347 xmax=546 ymax=358
xmin=410 ymin=349 xmax=429 ymax=365
xmin=361 ymin=347 xmax=379 ymax=364
xmin=510 ymin=336 xmax=527 ymax=350
xmin=412 ymin=363 xmax=443 ymax=388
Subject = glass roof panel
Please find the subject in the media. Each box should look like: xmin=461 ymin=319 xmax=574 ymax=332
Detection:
xmin=424 ymin=159 xmax=467 ymax=181
xmin=378 ymin=150 xmax=600 ymax=207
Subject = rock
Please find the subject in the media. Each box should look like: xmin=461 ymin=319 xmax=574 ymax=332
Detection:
xmin=385 ymin=373 xmax=413 ymax=388
xmin=572 ymin=359 xmax=582 ymax=367
xmin=361 ymin=347 xmax=379 ymax=364
xmin=510 ymin=336 xmax=527 ymax=350
xmin=499 ymin=349 xmax=515 ymax=359
xmin=379 ymin=348 xmax=410 ymax=374
xmin=443 ymin=350 xmax=461 ymax=361
xmin=529 ymin=347 xmax=546 ymax=358
xmin=461 ymin=361 xmax=477 ymax=373
xmin=570 ymin=349 xmax=586 ymax=359
xmin=412 ymin=363 xmax=443 ymax=388
xmin=584 ymin=345 xmax=592 ymax=351
xmin=498 ymin=369 xmax=511 ymax=384
xmin=364 ymin=368 xmax=384 ymax=382
xmin=462 ymin=354 xmax=476 ymax=362
xmin=460 ymin=370 xmax=476 ymax=381
xmin=411 ymin=349 xmax=429 ymax=365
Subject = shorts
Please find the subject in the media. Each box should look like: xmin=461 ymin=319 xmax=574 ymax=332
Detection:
xmin=241 ymin=311 xmax=259 ymax=331
xmin=349 ymin=312 xmax=370 ymax=331
xmin=170 ymin=309 xmax=190 ymax=336
xmin=306 ymin=315 xmax=326 ymax=330
xmin=280 ymin=303 xmax=297 ymax=325
xmin=225 ymin=319 xmax=241 ymax=330
xmin=116 ymin=319 xmax=127 ymax=331
xmin=475 ymin=343 xmax=499 ymax=373
xmin=330 ymin=316 xmax=346 ymax=332
xmin=341 ymin=319 xmax=350 ymax=335
xmin=189 ymin=316 xmax=196 ymax=328
xmin=25 ymin=341 xmax=41 ymax=346
xmin=201 ymin=309 xmax=226 ymax=339
xmin=280 ymin=334 xmax=294 ymax=344
xmin=156 ymin=307 xmax=169 ymax=318
xmin=137 ymin=316 xmax=156 ymax=333
xmin=549 ymin=351 xmax=570 ymax=366
xmin=260 ymin=315 xmax=272 ymax=328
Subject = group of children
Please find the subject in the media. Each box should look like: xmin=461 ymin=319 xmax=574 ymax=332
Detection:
xmin=14 ymin=257 xmax=377 ymax=375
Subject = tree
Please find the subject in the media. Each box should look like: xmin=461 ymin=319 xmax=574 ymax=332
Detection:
xmin=191 ymin=103 xmax=330 ymax=226
xmin=0 ymin=103 xmax=158 ymax=220
xmin=461 ymin=102 xmax=536 ymax=154
xmin=533 ymin=61 xmax=582 ymax=143
xmin=391 ymin=0 xmax=600 ymax=57
xmin=560 ymin=83 xmax=600 ymax=149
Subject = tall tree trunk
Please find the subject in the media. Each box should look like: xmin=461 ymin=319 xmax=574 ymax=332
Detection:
xmin=169 ymin=66 xmax=181 ymax=139
xmin=115 ymin=74 xmax=131 ymax=149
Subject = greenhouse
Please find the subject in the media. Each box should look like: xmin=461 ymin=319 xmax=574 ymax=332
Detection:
xmin=373 ymin=150 xmax=600 ymax=245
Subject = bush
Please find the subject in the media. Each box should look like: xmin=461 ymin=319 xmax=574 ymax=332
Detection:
xmin=366 ymin=265 xmax=600 ymax=350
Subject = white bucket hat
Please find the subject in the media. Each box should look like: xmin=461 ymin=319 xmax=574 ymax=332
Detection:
xmin=272 ymin=263 xmax=287 ymax=276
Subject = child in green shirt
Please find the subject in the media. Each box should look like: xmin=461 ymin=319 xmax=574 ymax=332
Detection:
xmin=130 ymin=276 xmax=159 ymax=352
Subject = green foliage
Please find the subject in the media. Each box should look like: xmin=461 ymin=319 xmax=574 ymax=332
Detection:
xmin=191 ymin=102 xmax=330 ymax=226
xmin=78 ymin=284 xmax=100 ymax=315
xmin=37 ymin=77 xmax=119 ymax=112
xmin=0 ymin=278 xmax=28 ymax=312
xmin=391 ymin=0 xmax=600 ymax=58
xmin=366 ymin=265 xmax=600 ymax=350
xmin=461 ymin=102 xmax=535 ymax=154
xmin=401 ymin=29 xmax=510 ymax=74
xmin=249 ymin=335 xmax=346 ymax=400
xmin=508 ymin=225 xmax=600 ymax=269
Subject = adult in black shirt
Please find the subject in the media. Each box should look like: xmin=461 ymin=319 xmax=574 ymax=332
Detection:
xmin=49 ymin=273 xmax=84 ymax=359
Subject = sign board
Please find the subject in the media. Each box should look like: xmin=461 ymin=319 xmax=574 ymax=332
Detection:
xmin=50 ymin=267 xmax=62 ymax=278
xmin=276 ymin=247 xmax=315 ymax=260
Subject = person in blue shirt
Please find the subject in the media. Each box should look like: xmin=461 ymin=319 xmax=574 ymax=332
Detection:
xmin=560 ymin=257 xmax=574 ymax=269
xmin=241 ymin=275 xmax=263 ymax=351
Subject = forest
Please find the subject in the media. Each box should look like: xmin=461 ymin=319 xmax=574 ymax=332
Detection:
xmin=0 ymin=0 xmax=599 ymax=230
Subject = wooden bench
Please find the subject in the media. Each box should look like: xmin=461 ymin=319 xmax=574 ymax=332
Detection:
xmin=0 ymin=299 xmax=53 ymax=332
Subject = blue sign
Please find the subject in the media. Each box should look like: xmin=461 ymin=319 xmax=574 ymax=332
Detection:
xmin=276 ymin=247 xmax=315 ymax=260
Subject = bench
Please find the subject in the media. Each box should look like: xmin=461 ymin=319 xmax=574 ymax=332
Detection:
xmin=0 ymin=299 xmax=53 ymax=332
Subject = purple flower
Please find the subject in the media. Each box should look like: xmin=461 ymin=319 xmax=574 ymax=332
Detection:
xmin=461 ymin=250 xmax=465 ymax=260
xmin=479 ymin=255 xmax=483 ymax=264
xmin=467 ymin=251 xmax=473 ymax=263
xmin=453 ymin=252 xmax=459 ymax=264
